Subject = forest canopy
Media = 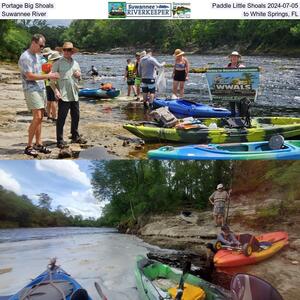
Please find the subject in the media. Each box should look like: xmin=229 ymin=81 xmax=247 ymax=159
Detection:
xmin=0 ymin=20 xmax=300 ymax=60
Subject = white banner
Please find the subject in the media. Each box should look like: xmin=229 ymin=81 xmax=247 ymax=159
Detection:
xmin=0 ymin=0 xmax=299 ymax=19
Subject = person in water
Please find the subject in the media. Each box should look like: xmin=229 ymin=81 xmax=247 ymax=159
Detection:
xmin=138 ymin=49 xmax=165 ymax=108
xmin=226 ymin=51 xmax=245 ymax=117
xmin=87 ymin=65 xmax=99 ymax=77
xmin=124 ymin=58 xmax=137 ymax=97
xmin=172 ymin=49 xmax=190 ymax=98
xmin=134 ymin=51 xmax=143 ymax=101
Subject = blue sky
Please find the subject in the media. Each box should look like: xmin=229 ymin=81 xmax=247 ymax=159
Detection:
xmin=0 ymin=161 xmax=104 ymax=219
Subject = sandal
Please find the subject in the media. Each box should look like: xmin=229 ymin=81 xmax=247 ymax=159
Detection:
xmin=34 ymin=144 xmax=51 ymax=154
xmin=24 ymin=146 xmax=38 ymax=157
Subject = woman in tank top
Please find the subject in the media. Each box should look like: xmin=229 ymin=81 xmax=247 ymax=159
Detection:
xmin=172 ymin=49 xmax=190 ymax=98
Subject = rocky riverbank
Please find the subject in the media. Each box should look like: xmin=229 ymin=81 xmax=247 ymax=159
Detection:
xmin=128 ymin=191 xmax=300 ymax=300
xmin=0 ymin=62 xmax=145 ymax=160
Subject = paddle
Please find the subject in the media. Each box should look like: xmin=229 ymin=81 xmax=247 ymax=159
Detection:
xmin=225 ymin=189 xmax=232 ymax=225
xmin=175 ymin=261 xmax=191 ymax=300
xmin=94 ymin=282 xmax=108 ymax=300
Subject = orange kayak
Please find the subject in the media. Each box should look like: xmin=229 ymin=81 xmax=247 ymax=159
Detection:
xmin=214 ymin=231 xmax=288 ymax=267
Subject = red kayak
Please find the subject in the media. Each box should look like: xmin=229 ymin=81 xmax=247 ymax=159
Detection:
xmin=214 ymin=231 xmax=288 ymax=267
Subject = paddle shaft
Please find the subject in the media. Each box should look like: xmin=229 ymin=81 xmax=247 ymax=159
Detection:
xmin=94 ymin=282 xmax=108 ymax=300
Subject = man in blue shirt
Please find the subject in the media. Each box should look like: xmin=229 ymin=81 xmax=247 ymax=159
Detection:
xmin=138 ymin=49 xmax=165 ymax=108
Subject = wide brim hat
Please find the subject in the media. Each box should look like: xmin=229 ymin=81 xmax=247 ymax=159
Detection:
xmin=217 ymin=183 xmax=224 ymax=189
xmin=42 ymin=47 xmax=53 ymax=56
xmin=48 ymin=51 xmax=62 ymax=61
xmin=229 ymin=51 xmax=241 ymax=58
xmin=139 ymin=50 xmax=146 ymax=58
xmin=173 ymin=48 xmax=185 ymax=57
xmin=57 ymin=42 xmax=79 ymax=53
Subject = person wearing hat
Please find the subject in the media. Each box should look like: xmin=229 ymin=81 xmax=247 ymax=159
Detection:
xmin=226 ymin=51 xmax=246 ymax=117
xmin=138 ymin=49 xmax=165 ymax=108
xmin=209 ymin=183 xmax=230 ymax=227
xmin=44 ymin=51 xmax=62 ymax=123
xmin=51 ymin=42 xmax=87 ymax=148
xmin=18 ymin=34 xmax=60 ymax=157
xmin=172 ymin=49 xmax=190 ymax=98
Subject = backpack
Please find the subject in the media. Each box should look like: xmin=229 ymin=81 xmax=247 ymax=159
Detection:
xmin=150 ymin=107 xmax=178 ymax=128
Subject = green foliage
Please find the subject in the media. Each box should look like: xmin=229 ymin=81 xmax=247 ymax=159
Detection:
xmin=90 ymin=160 xmax=232 ymax=226
xmin=1 ymin=20 xmax=300 ymax=61
xmin=0 ymin=22 xmax=29 ymax=60
xmin=0 ymin=185 xmax=100 ymax=228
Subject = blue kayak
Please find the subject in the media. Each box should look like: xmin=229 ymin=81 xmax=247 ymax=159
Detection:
xmin=79 ymin=88 xmax=120 ymax=99
xmin=0 ymin=262 xmax=92 ymax=300
xmin=153 ymin=98 xmax=231 ymax=118
xmin=148 ymin=140 xmax=300 ymax=160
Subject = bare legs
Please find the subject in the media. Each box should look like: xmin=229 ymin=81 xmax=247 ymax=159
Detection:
xmin=127 ymin=85 xmax=137 ymax=97
xmin=172 ymin=80 xmax=185 ymax=98
xmin=28 ymin=109 xmax=44 ymax=146
xmin=47 ymin=101 xmax=57 ymax=120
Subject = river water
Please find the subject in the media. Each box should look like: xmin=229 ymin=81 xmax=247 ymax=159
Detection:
xmin=0 ymin=227 xmax=160 ymax=299
xmin=77 ymin=53 xmax=300 ymax=118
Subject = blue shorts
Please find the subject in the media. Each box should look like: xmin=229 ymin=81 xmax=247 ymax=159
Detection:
xmin=141 ymin=79 xmax=156 ymax=94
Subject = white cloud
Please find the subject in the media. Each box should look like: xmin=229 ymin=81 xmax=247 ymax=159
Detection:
xmin=55 ymin=189 xmax=102 ymax=219
xmin=0 ymin=169 xmax=22 ymax=195
xmin=35 ymin=161 xmax=90 ymax=187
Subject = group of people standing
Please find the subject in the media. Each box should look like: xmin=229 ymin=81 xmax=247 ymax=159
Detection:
xmin=18 ymin=34 xmax=86 ymax=157
xmin=124 ymin=48 xmax=190 ymax=108
xmin=18 ymin=33 xmax=246 ymax=157
xmin=124 ymin=49 xmax=245 ymax=115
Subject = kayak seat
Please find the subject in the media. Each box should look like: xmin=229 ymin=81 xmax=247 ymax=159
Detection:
xmin=231 ymin=273 xmax=284 ymax=300
xmin=222 ymin=118 xmax=248 ymax=129
xmin=236 ymin=234 xmax=260 ymax=252
xmin=269 ymin=135 xmax=284 ymax=150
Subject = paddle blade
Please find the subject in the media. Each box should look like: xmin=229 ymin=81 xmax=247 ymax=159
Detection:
xmin=230 ymin=273 xmax=283 ymax=300
xmin=94 ymin=282 xmax=108 ymax=300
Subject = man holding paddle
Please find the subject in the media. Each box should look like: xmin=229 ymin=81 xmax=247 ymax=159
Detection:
xmin=209 ymin=183 xmax=229 ymax=227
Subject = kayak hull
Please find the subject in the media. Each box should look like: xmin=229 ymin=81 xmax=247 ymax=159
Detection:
xmin=124 ymin=117 xmax=300 ymax=143
xmin=79 ymin=88 xmax=120 ymax=99
xmin=148 ymin=140 xmax=300 ymax=160
xmin=135 ymin=255 xmax=230 ymax=300
xmin=1 ymin=266 xmax=92 ymax=300
xmin=153 ymin=98 xmax=231 ymax=118
xmin=214 ymin=231 xmax=289 ymax=268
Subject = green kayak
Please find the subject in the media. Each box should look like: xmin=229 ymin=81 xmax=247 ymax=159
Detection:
xmin=135 ymin=255 xmax=230 ymax=300
xmin=124 ymin=117 xmax=300 ymax=144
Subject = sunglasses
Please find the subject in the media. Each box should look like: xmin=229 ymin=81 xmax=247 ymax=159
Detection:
xmin=63 ymin=48 xmax=73 ymax=52
xmin=38 ymin=44 xmax=45 ymax=49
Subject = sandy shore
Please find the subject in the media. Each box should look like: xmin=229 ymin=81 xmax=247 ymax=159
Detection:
xmin=0 ymin=62 xmax=146 ymax=160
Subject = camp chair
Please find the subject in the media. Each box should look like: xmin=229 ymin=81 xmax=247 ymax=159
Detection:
xmin=231 ymin=273 xmax=283 ymax=300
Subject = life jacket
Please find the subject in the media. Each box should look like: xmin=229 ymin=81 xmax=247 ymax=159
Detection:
xmin=101 ymin=83 xmax=113 ymax=90
xmin=227 ymin=62 xmax=241 ymax=68
xmin=42 ymin=61 xmax=53 ymax=86
xmin=127 ymin=63 xmax=135 ymax=79
xmin=42 ymin=62 xmax=52 ymax=74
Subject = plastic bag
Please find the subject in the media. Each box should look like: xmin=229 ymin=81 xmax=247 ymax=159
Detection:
xmin=156 ymin=68 xmax=166 ymax=94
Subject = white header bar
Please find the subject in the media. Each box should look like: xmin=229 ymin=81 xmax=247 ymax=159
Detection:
xmin=0 ymin=0 xmax=299 ymax=19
